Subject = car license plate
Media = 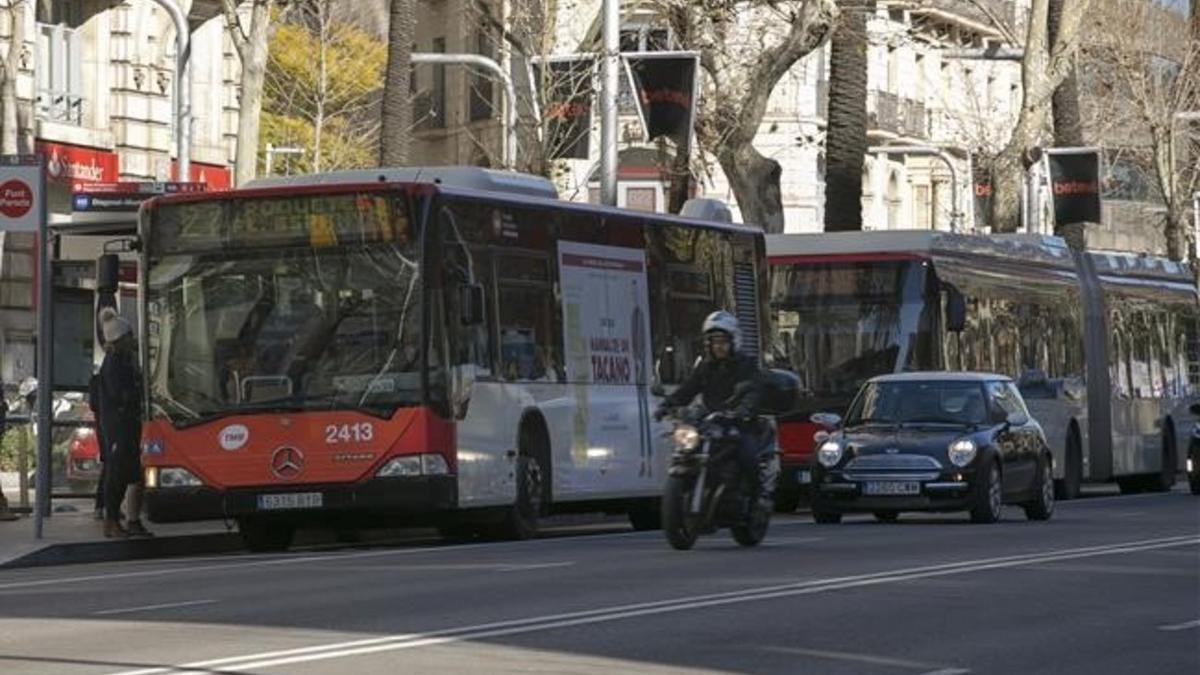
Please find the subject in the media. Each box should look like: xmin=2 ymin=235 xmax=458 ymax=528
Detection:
xmin=797 ymin=470 xmax=812 ymax=485
xmin=257 ymin=492 xmax=323 ymax=510
xmin=863 ymin=481 xmax=920 ymax=496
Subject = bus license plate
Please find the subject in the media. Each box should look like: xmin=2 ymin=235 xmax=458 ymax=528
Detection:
xmin=257 ymin=492 xmax=323 ymax=510
xmin=863 ymin=481 xmax=920 ymax=496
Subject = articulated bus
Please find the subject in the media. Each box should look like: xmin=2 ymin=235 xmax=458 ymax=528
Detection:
xmin=137 ymin=167 xmax=768 ymax=550
xmin=766 ymin=231 xmax=1198 ymax=510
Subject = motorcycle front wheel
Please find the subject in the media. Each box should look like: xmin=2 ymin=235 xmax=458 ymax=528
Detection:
xmin=731 ymin=501 xmax=771 ymax=547
xmin=662 ymin=475 xmax=700 ymax=550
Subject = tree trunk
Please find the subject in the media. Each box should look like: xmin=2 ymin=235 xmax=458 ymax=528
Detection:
xmin=720 ymin=145 xmax=785 ymax=233
xmin=663 ymin=140 xmax=691 ymax=215
xmin=232 ymin=1 xmax=273 ymax=187
xmin=1048 ymin=0 xmax=1086 ymax=248
xmin=1 ymin=1 xmax=25 ymax=155
xmin=313 ymin=2 xmax=328 ymax=174
xmin=380 ymin=0 xmax=414 ymax=167
xmin=824 ymin=0 xmax=871 ymax=232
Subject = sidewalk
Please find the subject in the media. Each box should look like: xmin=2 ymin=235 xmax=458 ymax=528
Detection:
xmin=0 ymin=481 xmax=242 ymax=569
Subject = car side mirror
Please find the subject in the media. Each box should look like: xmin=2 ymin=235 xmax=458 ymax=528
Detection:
xmin=810 ymin=412 xmax=842 ymax=429
xmin=1006 ymin=411 xmax=1029 ymax=428
xmin=459 ymin=284 xmax=484 ymax=326
xmin=96 ymin=253 xmax=120 ymax=294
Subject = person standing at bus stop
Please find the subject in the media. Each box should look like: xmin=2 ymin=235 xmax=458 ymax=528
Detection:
xmin=98 ymin=308 xmax=152 ymax=538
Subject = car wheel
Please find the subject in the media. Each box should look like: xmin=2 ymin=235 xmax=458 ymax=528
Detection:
xmin=1189 ymin=443 xmax=1200 ymax=496
xmin=969 ymin=462 xmax=1003 ymax=524
xmin=873 ymin=511 xmax=899 ymax=523
xmin=1055 ymin=429 xmax=1083 ymax=500
xmin=1023 ymin=456 xmax=1055 ymax=521
xmin=812 ymin=510 xmax=842 ymax=524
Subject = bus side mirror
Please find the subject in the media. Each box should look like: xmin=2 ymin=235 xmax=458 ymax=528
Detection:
xmin=945 ymin=286 xmax=966 ymax=333
xmin=97 ymin=254 xmax=120 ymax=294
xmin=459 ymin=284 xmax=484 ymax=326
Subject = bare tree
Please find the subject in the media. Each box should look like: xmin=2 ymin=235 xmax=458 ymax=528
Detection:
xmin=988 ymin=0 xmax=1091 ymax=232
xmin=0 ymin=0 xmax=27 ymax=155
xmin=223 ymin=0 xmax=280 ymax=187
xmin=379 ymin=0 xmax=414 ymax=166
xmin=824 ymin=0 xmax=871 ymax=231
xmin=664 ymin=0 xmax=838 ymax=232
xmin=1088 ymin=0 xmax=1200 ymax=259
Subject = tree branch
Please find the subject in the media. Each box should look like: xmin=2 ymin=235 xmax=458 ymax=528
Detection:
xmin=222 ymin=0 xmax=250 ymax=59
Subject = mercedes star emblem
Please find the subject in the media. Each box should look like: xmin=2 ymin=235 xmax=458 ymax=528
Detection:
xmin=271 ymin=446 xmax=305 ymax=480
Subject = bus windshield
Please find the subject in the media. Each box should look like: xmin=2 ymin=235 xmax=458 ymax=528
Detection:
xmin=769 ymin=259 xmax=936 ymax=406
xmin=146 ymin=193 xmax=427 ymax=425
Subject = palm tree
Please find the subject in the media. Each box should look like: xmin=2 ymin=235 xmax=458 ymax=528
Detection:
xmin=823 ymin=0 xmax=873 ymax=232
xmin=379 ymin=0 xmax=415 ymax=166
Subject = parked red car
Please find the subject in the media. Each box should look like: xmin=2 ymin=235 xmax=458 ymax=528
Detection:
xmin=66 ymin=422 xmax=102 ymax=494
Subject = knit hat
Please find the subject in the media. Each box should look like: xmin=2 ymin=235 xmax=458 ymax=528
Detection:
xmin=99 ymin=307 xmax=132 ymax=343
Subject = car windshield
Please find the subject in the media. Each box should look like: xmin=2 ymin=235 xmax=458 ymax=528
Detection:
xmin=146 ymin=194 xmax=427 ymax=425
xmin=845 ymin=380 xmax=989 ymax=427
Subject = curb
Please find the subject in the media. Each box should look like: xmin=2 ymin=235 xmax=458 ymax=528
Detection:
xmin=0 ymin=532 xmax=244 ymax=570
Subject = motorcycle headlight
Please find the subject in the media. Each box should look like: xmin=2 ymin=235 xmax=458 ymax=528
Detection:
xmin=948 ymin=438 xmax=978 ymax=467
xmin=673 ymin=425 xmax=700 ymax=450
xmin=818 ymin=440 xmax=844 ymax=468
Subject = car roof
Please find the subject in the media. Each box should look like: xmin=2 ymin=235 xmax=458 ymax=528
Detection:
xmin=867 ymin=371 xmax=1012 ymax=384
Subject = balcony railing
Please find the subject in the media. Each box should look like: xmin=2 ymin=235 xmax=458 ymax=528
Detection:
xmin=36 ymin=89 xmax=84 ymax=126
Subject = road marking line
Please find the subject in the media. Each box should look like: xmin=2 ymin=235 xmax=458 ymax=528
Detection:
xmin=919 ymin=669 xmax=971 ymax=675
xmin=760 ymin=646 xmax=957 ymax=671
xmin=108 ymin=535 xmax=1198 ymax=675
xmin=92 ymin=599 xmax=216 ymax=616
xmin=1158 ymin=619 xmax=1200 ymax=632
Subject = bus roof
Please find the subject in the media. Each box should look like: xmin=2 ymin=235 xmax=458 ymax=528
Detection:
xmin=765 ymin=230 xmax=1075 ymax=268
xmin=1086 ymin=248 xmax=1195 ymax=286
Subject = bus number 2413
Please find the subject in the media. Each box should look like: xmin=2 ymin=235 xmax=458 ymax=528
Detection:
xmin=325 ymin=423 xmax=374 ymax=444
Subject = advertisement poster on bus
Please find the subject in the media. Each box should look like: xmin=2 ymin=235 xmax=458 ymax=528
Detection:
xmin=558 ymin=241 xmax=655 ymax=479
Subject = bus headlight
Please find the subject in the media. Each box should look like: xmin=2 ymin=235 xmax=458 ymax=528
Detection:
xmin=818 ymin=440 xmax=844 ymax=468
xmin=147 ymin=467 xmax=203 ymax=488
xmin=948 ymin=438 xmax=978 ymax=467
xmin=377 ymin=454 xmax=450 ymax=478
xmin=673 ymin=425 xmax=700 ymax=450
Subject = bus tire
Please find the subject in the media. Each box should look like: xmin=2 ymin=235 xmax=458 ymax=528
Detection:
xmin=969 ymin=461 xmax=1003 ymax=524
xmin=1055 ymin=427 xmax=1083 ymax=500
xmin=628 ymin=498 xmax=661 ymax=531
xmin=1116 ymin=477 xmax=1143 ymax=495
xmin=238 ymin=517 xmax=294 ymax=553
xmin=1146 ymin=426 xmax=1177 ymax=493
xmin=491 ymin=421 xmax=550 ymax=540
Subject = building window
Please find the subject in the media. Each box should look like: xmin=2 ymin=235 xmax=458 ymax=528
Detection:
xmin=625 ymin=186 xmax=657 ymax=212
xmin=469 ymin=30 xmax=496 ymax=122
xmin=36 ymin=22 xmax=84 ymax=125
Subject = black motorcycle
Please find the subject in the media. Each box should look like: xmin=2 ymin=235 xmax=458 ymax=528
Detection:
xmin=660 ymin=407 xmax=779 ymax=550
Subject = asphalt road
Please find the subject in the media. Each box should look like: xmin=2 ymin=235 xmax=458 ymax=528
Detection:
xmin=0 ymin=488 xmax=1196 ymax=675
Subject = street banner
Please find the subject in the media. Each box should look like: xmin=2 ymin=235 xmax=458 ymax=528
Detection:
xmin=973 ymin=163 xmax=992 ymax=230
xmin=558 ymin=241 xmax=655 ymax=479
xmin=1044 ymin=148 xmax=1102 ymax=226
xmin=0 ymin=155 xmax=43 ymax=232
xmin=532 ymin=57 xmax=594 ymax=160
xmin=624 ymin=52 xmax=698 ymax=144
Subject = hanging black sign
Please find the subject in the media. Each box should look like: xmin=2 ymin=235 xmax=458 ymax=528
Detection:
xmin=532 ymin=57 xmax=594 ymax=160
xmin=1045 ymin=150 xmax=1102 ymax=226
xmin=973 ymin=164 xmax=992 ymax=230
xmin=625 ymin=53 xmax=697 ymax=144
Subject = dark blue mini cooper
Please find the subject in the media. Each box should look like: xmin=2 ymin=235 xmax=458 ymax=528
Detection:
xmin=810 ymin=373 xmax=1055 ymax=524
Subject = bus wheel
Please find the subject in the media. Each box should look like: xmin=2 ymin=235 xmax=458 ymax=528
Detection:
xmin=1146 ymin=429 xmax=1177 ymax=493
xmin=1055 ymin=429 xmax=1083 ymax=500
xmin=238 ymin=517 xmax=294 ymax=553
xmin=492 ymin=427 xmax=549 ymax=540
xmin=628 ymin=499 xmax=661 ymax=531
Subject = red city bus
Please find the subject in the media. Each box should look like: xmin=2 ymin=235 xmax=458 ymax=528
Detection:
xmin=137 ymin=167 xmax=769 ymax=550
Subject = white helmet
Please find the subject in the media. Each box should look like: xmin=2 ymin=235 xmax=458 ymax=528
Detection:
xmin=702 ymin=310 xmax=741 ymax=351
xmin=18 ymin=377 xmax=37 ymax=399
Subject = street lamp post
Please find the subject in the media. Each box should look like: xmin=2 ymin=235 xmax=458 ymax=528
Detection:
xmin=599 ymin=0 xmax=620 ymax=206
xmin=411 ymin=53 xmax=519 ymax=169
xmin=150 ymin=0 xmax=191 ymax=179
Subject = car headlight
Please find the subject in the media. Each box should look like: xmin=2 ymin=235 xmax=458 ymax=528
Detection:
xmin=948 ymin=438 xmax=978 ymax=467
xmin=148 ymin=467 xmax=203 ymax=488
xmin=673 ymin=425 xmax=700 ymax=450
xmin=377 ymin=454 xmax=450 ymax=478
xmin=818 ymin=440 xmax=844 ymax=468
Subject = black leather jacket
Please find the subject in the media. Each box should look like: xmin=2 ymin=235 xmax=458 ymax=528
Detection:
xmin=664 ymin=352 xmax=763 ymax=414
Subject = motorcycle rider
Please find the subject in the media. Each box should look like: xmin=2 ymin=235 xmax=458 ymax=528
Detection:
xmin=656 ymin=311 xmax=771 ymax=516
